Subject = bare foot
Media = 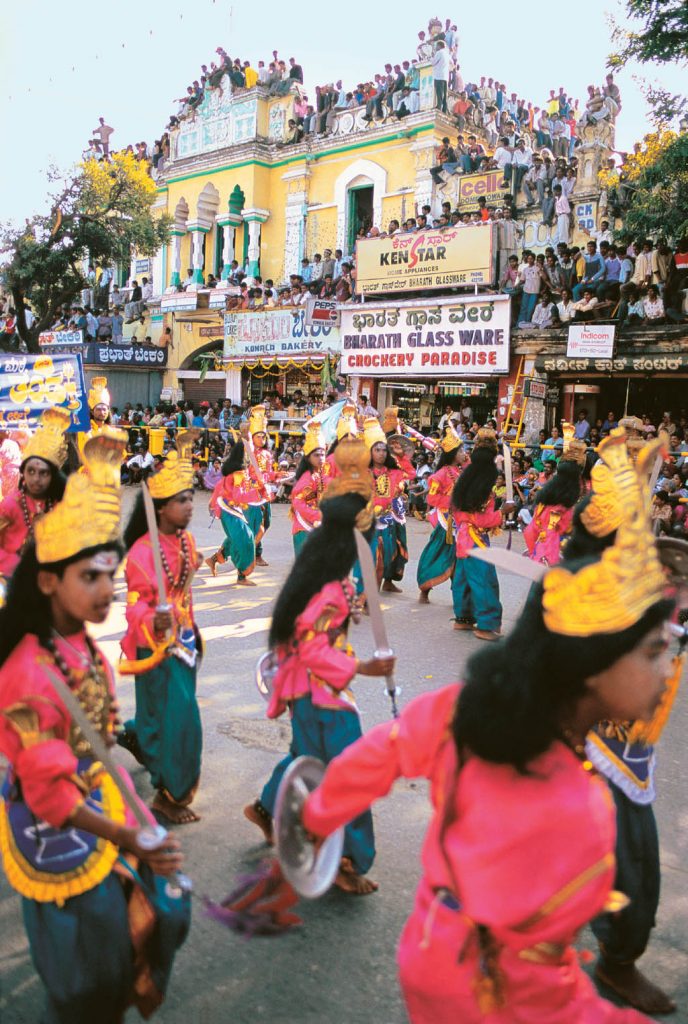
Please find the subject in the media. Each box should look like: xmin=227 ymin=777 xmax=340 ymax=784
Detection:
xmin=243 ymin=801 xmax=274 ymax=845
xmin=205 ymin=556 xmax=218 ymax=577
xmin=256 ymin=556 xmax=269 ymax=567
xmin=381 ymin=580 xmax=402 ymax=593
xmin=473 ymin=629 xmax=501 ymax=641
xmin=334 ymin=857 xmax=378 ymax=895
xmin=595 ymin=963 xmax=676 ymax=1016
xmin=418 ymin=590 xmax=430 ymax=604
xmin=453 ymin=618 xmax=474 ymax=631
xmin=237 ymin=576 xmax=257 ymax=586
xmin=152 ymin=792 xmax=201 ymax=825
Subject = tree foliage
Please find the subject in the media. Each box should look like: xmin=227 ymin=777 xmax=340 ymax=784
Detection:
xmin=0 ymin=153 xmax=171 ymax=352
xmin=609 ymin=0 xmax=688 ymax=68
xmin=615 ymin=130 xmax=688 ymax=241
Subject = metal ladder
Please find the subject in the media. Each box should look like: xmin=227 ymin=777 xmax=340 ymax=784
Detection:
xmin=502 ymin=355 xmax=530 ymax=444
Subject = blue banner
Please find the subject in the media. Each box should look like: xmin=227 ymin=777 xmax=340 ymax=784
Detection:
xmin=0 ymin=352 xmax=89 ymax=432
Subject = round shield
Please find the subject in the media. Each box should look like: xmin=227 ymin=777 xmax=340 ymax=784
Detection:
xmin=387 ymin=433 xmax=414 ymax=458
xmin=657 ymin=537 xmax=688 ymax=584
xmin=274 ymin=756 xmax=344 ymax=899
xmin=255 ymin=650 xmax=279 ymax=702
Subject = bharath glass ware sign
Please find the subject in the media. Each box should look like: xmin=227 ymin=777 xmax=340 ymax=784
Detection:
xmin=355 ymin=224 xmax=495 ymax=294
xmin=223 ymin=309 xmax=341 ymax=359
xmin=340 ymin=296 xmax=510 ymax=376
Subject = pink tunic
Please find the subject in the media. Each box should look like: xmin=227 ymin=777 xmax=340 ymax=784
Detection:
xmin=303 ymin=684 xmax=650 ymax=1024
xmin=524 ymin=503 xmax=575 ymax=566
xmin=0 ymin=492 xmax=51 ymax=576
xmin=290 ymin=470 xmax=323 ymax=535
xmin=453 ymin=498 xmax=502 ymax=558
xmin=210 ymin=471 xmax=264 ymax=515
xmin=322 ymin=453 xmax=339 ymax=482
xmin=0 ymin=632 xmax=147 ymax=830
xmin=122 ymin=530 xmax=200 ymax=661
xmin=267 ymin=580 xmax=358 ymax=719
xmin=370 ymin=466 xmax=410 ymax=515
xmin=426 ymin=465 xmax=460 ymax=529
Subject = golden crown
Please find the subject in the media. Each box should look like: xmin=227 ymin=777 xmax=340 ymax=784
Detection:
xmin=248 ymin=404 xmax=268 ymax=436
xmin=363 ymin=416 xmax=387 ymax=450
xmin=22 ymin=407 xmax=71 ymax=469
xmin=441 ymin=424 xmax=463 ymax=453
xmin=303 ymin=421 xmax=325 ymax=456
xmin=561 ymin=421 xmax=588 ymax=467
xmin=35 ymin=428 xmax=127 ymax=564
xmin=474 ymin=427 xmax=497 ymax=451
xmin=324 ymin=439 xmax=374 ymax=511
xmin=382 ymin=406 xmax=400 ymax=435
xmin=88 ymin=376 xmax=110 ymax=410
xmin=543 ymin=431 xmax=666 ymax=636
xmin=337 ymin=402 xmax=359 ymax=441
xmin=148 ymin=430 xmax=196 ymax=500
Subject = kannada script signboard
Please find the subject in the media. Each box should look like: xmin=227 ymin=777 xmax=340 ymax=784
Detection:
xmin=340 ymin=295 xmax=510 ymax=376
xmin=223 ymin=309 xmax=341 ymax=360
xmin=0 ymin=353 xmax=89 ymax=430
xmin=355 ymin=225 xmax=495 ymax=295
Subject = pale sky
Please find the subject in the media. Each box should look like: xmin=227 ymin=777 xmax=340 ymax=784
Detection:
xmin=1 ymin=0 xmax=685 ymax=228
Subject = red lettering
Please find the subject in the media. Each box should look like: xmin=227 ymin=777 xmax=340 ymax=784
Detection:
xmin=441 ymin=352 xmax=449 ymax=365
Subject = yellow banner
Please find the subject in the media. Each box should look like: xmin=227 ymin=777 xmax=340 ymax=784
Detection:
xmin=355 ymin=225 xmax=495 ymax=295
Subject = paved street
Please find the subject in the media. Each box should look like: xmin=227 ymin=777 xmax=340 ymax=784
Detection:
xmin=1 ymin=494 xmax=687 ymax=1024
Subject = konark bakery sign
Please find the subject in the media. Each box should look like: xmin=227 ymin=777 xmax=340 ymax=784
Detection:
xmin=536 ymin=354 xmax=688 ymax=373
xmin=223 ymin=308 xmax=341 ymax=360
xmin=340 ymin=296 xmax=510 ymax=376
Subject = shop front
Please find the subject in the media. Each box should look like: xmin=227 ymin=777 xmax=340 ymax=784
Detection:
xmin=83 ymin=342 xmax=168 ymax=408
xmin=340 ymin=294 xmax=509 ymax=429
xmin=222 ymin=307 xmax=341 ymax=409
xmin=535 ymin=350 xmax=688 ymax=427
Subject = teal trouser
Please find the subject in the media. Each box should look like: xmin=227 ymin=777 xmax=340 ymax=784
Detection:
xmin=260 ymin=695 xmax=375 ymax=874
xmin=22 ymin=866 xmax=190 ymax=1023
xmin=451 ymin=556 xmax=502 ymax=630
xmin=220 ymin=508 xmax=256 ymax=574
xmin=256 ymin=502 xmax=271 ymax=558
xmin=126 ymin=651 xmax=202 ymax=804
xmin=292 ymin=530 xmax=310 ymax=556
xmin=417 ymin=522 xmax=456 ymax=592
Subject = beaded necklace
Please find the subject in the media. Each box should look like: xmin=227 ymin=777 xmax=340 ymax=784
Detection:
xmin=44 ymin=632 xmax=112 ymax=756
xmin=158 ymin=529 xmax=191 ymax=591
xmin=19 ymin=492 xmax=51 ymax=531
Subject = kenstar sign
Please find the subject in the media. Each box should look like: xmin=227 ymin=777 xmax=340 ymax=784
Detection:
xmin=355 ymin=224 xmax=495 ymax=294
xmin=339 ymin=296 xmax=510 ymax=377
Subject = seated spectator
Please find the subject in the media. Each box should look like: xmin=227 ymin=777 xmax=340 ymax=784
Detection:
xmin=572 ymin=242 xmax=606 ymax=300
xmin=556 ymin=287 xmax=576 ymax=323
xmin=430 ymin=137 xmax=458 ymax=184
xmin=282 ymin=119 xmax=304 ymax=145
xmin=617 ymin=284 xmax=646 ymax=329
xmin=127 ymin=445 xmax=154 ymax=484
xmin=651 ymin=490 xmax=673 ymax=535
xmin=572 ymin=288 xmax=599 ymax=321
xmin=531 ymin=289 xmax=557 ymax=329
xmin=203 ymin=457 xmax=223 ymax=491
xmin=643 ymin=284 xmax=666 ymax=323
xmin=396 ymin=87 xmax=420 ymax=119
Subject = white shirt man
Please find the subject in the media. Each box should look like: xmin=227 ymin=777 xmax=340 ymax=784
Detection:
xmin=432 ymin=46 xmax=450 ymax=82
xmin=513 ymin=144 xmax=532 ymax=169
xmin=492 ymin=143 xmax=512 ymax=171
xmin=141 ymin=279 xmax=154 ymax=302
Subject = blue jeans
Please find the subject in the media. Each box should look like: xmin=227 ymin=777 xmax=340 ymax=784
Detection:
xmin=519 ymin=292 xmax=538 ymax=323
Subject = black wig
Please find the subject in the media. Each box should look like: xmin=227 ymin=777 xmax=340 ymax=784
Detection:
xmin=222 ymin=441 xmax=245 ymax=476
xmin=368 ymin=446 xmax=399 ymax=471
xmin=454 ymin=565 xmax=672 ymax=772
xmin=269 ymin=492 xmax=374 ymax=647
xmin=534 ymin=459 xmax=583 ymax=510
xmin=123 ymin=491 xmax=168 ymax=550
xmin=451 ymin=446 xmax=497 ymax=512
xmin=0 ymin=540 xmax=124 ymax=667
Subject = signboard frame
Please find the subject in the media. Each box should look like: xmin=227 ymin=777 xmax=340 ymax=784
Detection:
xmin=566 ymin=324 xmax=616 ymax=359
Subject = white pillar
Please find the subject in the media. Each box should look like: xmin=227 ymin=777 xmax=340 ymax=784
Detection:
xmin=225 ymin=367 xmax=242 ymax=403
xmin=241 ymin=208 xmax=270 ymax=279
xmin=221 ymin=227 xmax=236 ymax=278
xmin=168 ymin=232 xmax=184 ymax=289
xmin=190 ymin=229 xmax=206 ymax=284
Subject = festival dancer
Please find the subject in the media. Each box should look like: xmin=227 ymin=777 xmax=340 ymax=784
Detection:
xmin=364 ymin=416 xmax=413 ymax=593
xmin=244 ymin=440 xmax=395 ymax=894
xmin=290 ymin=423 xmax=325 ymax=555
xmin=299 ymin=429 xmax=673 ymax=1023
xmin=247 ymin=405 xmax=276 ymax=566
xmin=0 ymin=430 xmax=189 ymax=1024
xmin=322 ymin=400 xmax=358 ymax=482
xmin=118 ymin=433 xmax=204 ymax=824
xmin=0 ymin=407 xmax=69 ymax=585
xmin=450 ymin=427 xmax=505 ymax=639
xmin=204 ymin=440 xmax=265 ymax=585
xmin=563 ymin=430 xmax=678 ymax=1016
xmin=524 ymin=422 xmax=586 ymax=565
xmin=75 ymin=376 xmax=111 ymax=459
xmin=417 ymin=424 xmax=465 ymax=603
